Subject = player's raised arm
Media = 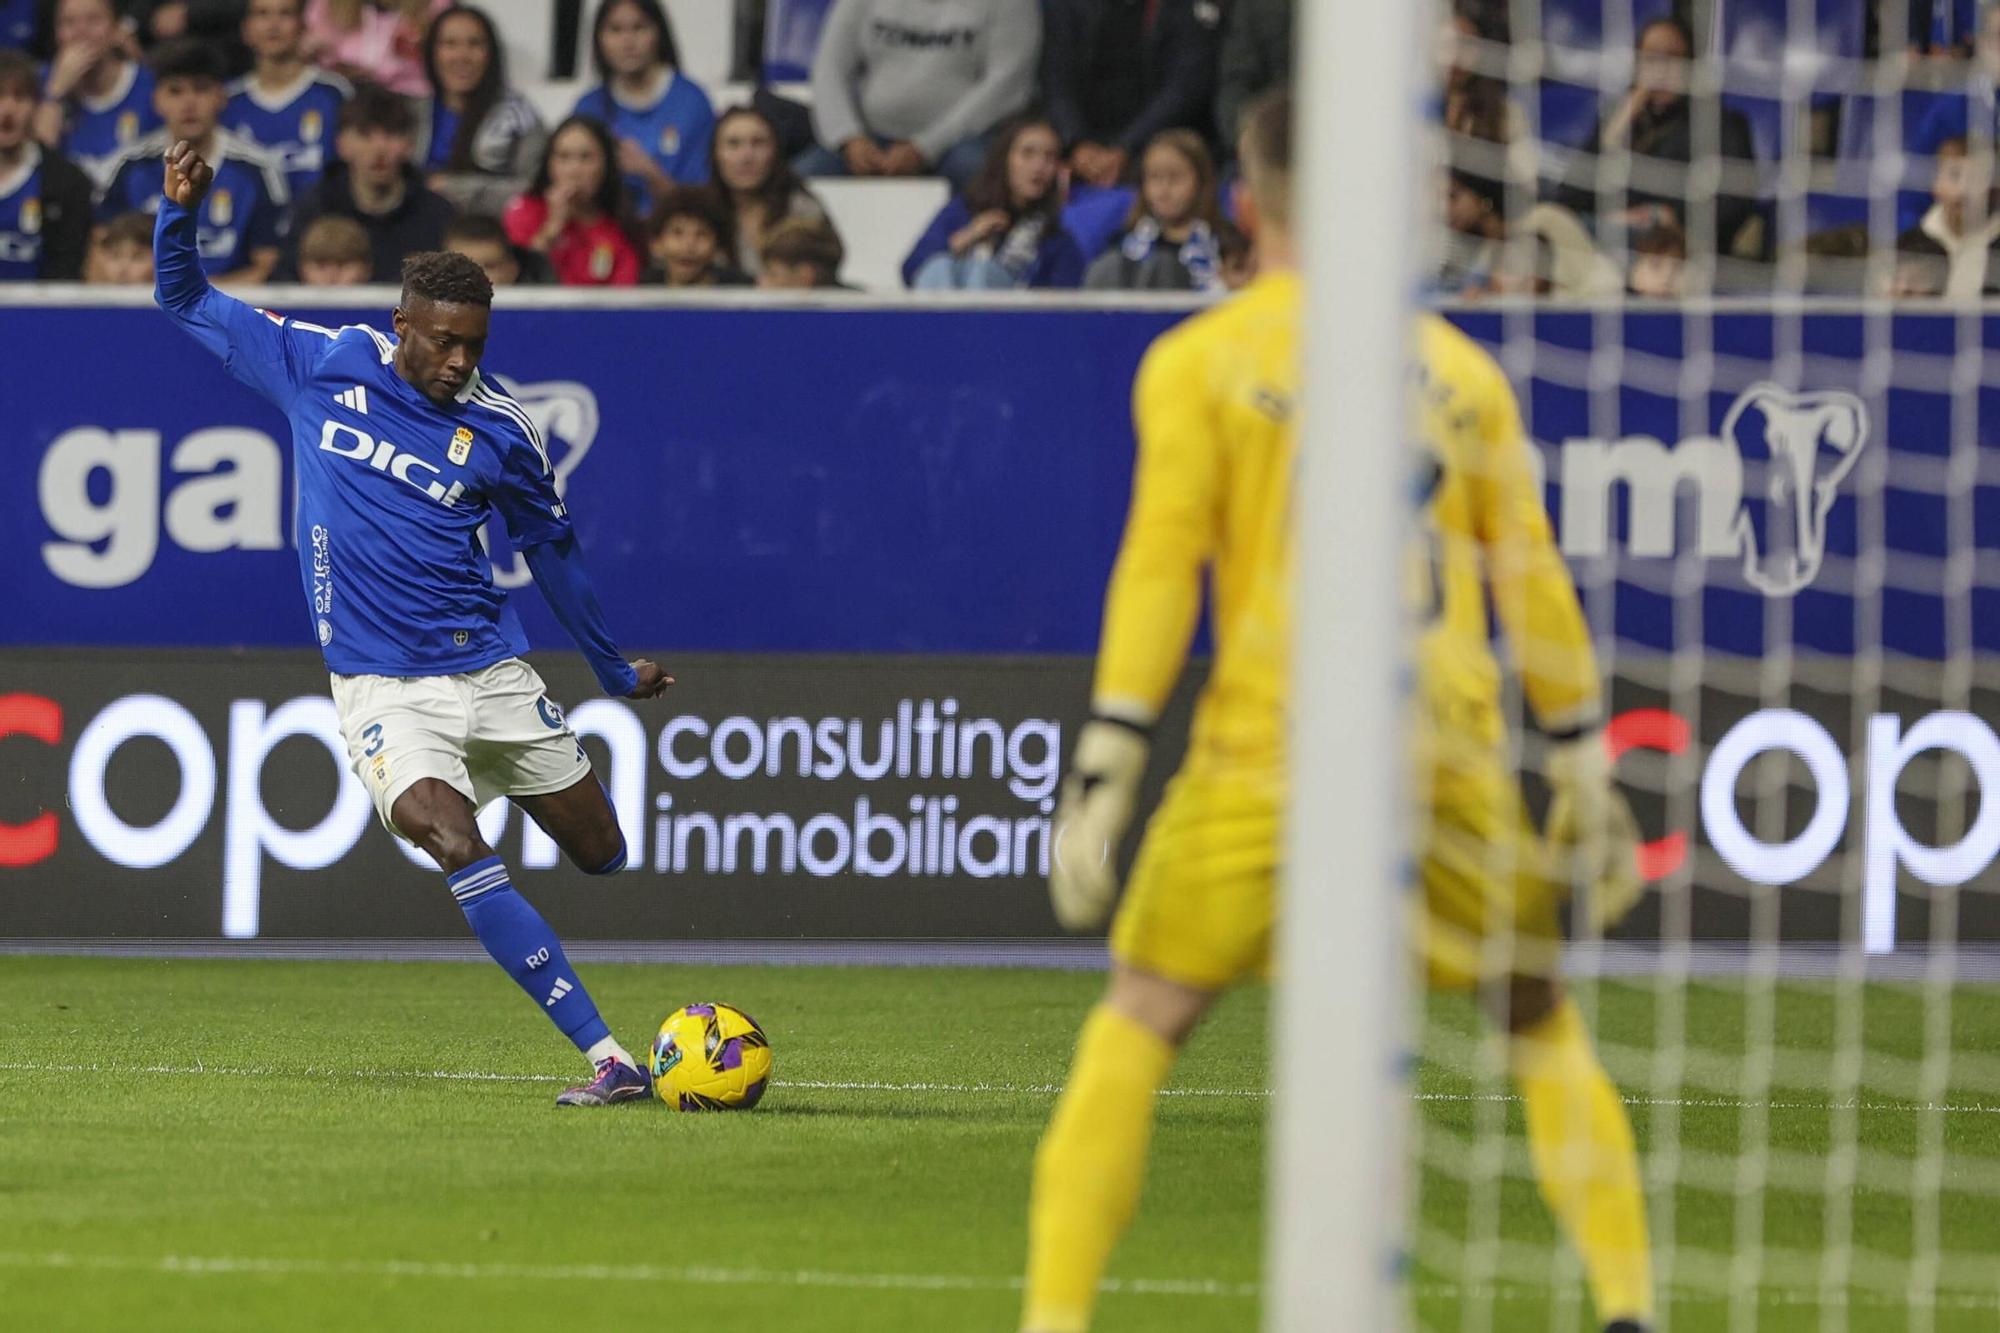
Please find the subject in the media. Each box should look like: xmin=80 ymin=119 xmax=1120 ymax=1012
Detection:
xmin=154 ymin=138 xmax=331 ymax=406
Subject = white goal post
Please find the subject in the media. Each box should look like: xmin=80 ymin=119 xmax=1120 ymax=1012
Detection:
xmin=1270 ymin=0 xmax=1423 ymax=1330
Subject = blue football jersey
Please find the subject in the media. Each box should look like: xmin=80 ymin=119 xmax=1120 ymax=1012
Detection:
xmin=153 ymin=200 xmax=581 ymax=679
xmin=57 ymin=60 xmax=160 ymax=187
xmin=424 ymin=100 xmax=459 ymax=170
xmin=572 ymin=71 xmax=714 ymax=212
xmin=102 ymin=130 xmax=289 ymax=274
xmin=0 ymin=144 xmax=48 ymax=278
xmin=223 ymin=68 xmax=350 ymax=198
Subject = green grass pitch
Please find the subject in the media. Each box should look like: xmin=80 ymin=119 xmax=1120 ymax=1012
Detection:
xmin=0 ymin=956 xmax=1994 ymax=1331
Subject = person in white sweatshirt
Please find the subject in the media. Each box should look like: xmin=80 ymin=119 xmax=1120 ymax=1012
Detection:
xmin=797 ymin=0 xmax=1041 ymax=193
xmin=1896 ymin=136 xmax=2000 ymax=299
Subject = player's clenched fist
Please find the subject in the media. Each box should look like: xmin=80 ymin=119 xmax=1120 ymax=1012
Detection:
xmin=163 ymin=138 xmax=214 ymax=208
xmin=625 ymin=659 xmax=674 ymax=700
xmin=1048 ymin=717 xmax=1151 ymax=930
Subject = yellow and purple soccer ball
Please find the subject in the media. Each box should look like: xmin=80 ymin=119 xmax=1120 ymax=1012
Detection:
xmin=650 ymin=1002 xmax=772 ymax=1111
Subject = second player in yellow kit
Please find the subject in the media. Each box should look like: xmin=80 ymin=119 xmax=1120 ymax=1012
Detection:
xmin=1021 ymin=91 xmax=1655 ymax=1333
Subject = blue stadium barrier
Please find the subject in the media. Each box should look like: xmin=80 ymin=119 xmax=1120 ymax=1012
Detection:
xmin=4 ymin=295 xmax=1998 ymax=662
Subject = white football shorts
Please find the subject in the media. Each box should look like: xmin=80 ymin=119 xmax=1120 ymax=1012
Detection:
xmin=330 ymin=658 xmax=593 ymax=838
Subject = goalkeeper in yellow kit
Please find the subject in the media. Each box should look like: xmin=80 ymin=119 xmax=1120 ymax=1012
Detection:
xmin=1020 ymin=90 xmax=1655 ymax=1333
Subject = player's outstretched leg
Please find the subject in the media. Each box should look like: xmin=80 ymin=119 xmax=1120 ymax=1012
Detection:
xmin=1495 ymin=975 xmax=1654 ymax=1332
xmin=391 ymin=778 xmax=647 ymax=1107
xmin=1021 ymin=966 xmax=1211 ymax=1333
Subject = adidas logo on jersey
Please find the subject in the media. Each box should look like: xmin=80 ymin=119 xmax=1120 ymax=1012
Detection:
xmin=545 ymin=977 xmax=574 ymax=1007
xmin=334 ymin=385 xmax=370 ymax=414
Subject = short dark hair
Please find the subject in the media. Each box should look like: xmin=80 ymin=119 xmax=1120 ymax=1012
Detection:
xmin=0 ymin=49 xmax=36 ymax=99
xmin=341 ymin=81 xmax=416 ymax=137
xmin=1633 ymin=220 xmax=1686 ymax=259
xmin=444 ymin=213 xmax=510 ymax=248
xmin=1241 ymin=87 xmax=1292 ymax=220
xmin=150 ymin=37 xmax=227 ymax=85
xmin=300 ymin=214 xmax=371 ymax=266
xmin=760 ymin=216 xmax=843 ymax=280
xmin=401 ymin=250 xmax=493 ymax=307
xmin=96 ymin=211 xmax=154 ymax=250
xmin=648 ymin=185 xmax=728 ymax=241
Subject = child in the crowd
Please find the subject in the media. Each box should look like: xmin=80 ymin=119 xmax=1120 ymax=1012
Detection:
xmin=100 ymin=40 xmax=290 ymax=285
xmin=444 ymin=211 xmax=553 ymax=285
xmin=296 ymin=211 xmax=373 ymax=284
xmin=417 ymin=3 xmax=544 ymax=216
xmin=758 ymin=215 xmax=845 ymax=289
xmin=283 ymin=80 xmax=453 ymax=281
xmin=85 ymin=209 xmax=154 ymax=283
xmin=707 ymin=104 xmax=825 ymax=279
xmin=649 ymin=184 xmax=749 ymax=287
xmin=1888 ymin=228 xmax=1950 ymax=298
xmin=902 ymin=116 xmax=1084 ymax=290
xmin=305 ymin=0 xmax=447 ymax=98
xmin=34 ymin=0 xmax=161 ymax=187
xmin=1216 ymin=219 xmax=1255 ymax=290
xmin=1083 ymin=129 xmax=1226 ymax=291
xmin=0 ymin=49 xmax=94 ymax=281
xmin=504 ymin=114 xmax=643 ymax=286
xmin=224 ymin=0 xmax=353 ymax=199
xmin=570 ymin=0 xmax=714 ymax=214
xmin=1628 ymin=219 xmax=1687 ymax=298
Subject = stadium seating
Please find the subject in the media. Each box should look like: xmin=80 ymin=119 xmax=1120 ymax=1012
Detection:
xmin=814 ymin=177 xmax=951 ymax=291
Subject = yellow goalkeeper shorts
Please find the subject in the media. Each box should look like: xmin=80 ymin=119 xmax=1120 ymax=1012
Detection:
xmin=1107 ymin=750 xmax=1562 ymax=993
xmin=1109 ymin=762 xmax=1281 ymax=992
xmin=1415 ymin=748 xmax=1565 ymax=992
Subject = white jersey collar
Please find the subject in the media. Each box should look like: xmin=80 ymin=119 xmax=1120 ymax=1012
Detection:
xmin=609 ymin=66 xmax=674 ymax=113
xmin=0 ymin=142 xmax=43 ymax=199
xmin=78 ymin=59 xmax=139 ymax=114
xmin=239 ymin=65 xmax=323 ymax=113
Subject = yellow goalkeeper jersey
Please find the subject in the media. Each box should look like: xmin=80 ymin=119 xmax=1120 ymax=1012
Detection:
xmin=1090 ymin=274 xmax=1599 ymax=769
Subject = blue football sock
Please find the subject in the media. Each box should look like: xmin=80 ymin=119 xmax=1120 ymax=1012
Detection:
xmin=448 ymin=856 xmax=611 ymax=1054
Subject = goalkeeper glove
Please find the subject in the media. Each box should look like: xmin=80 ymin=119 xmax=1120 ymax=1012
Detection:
xmin=1048 ymin=716 xmax=1151 ymax=931
xmin=1543 ymin=731 xmax=1646 ymax=934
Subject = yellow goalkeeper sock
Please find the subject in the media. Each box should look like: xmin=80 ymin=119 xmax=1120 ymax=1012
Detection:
xmin=1508 ymin=998 xmax=1655 ymax=1326
xmin=1021 ymin=1004 xmax=1177 ymax=1333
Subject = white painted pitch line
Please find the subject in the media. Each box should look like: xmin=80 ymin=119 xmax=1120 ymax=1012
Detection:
xmin=1 ymin=1061 xmax=1997 ymax=1116
xmin=2 ymin=1253 xmax=1991 ymax=1313
xmin=0 ymin=1250 xmax=1256 ymax=1300
xmin=1412 ymin=1281 xmax=2000 ymax=1313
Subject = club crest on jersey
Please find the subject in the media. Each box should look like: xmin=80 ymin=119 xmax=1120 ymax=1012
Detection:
xmin=18 ymin=198 xmax=38 ymax=235
xmin=208 ymin=188 xmax=233 ymax=227
xmin=117 ymin=110 xmax=137 ymax=143
xmin=659 ymin=126 xmax=679 ymax=155
xmin=449 ymin=426 xmax=474 ymax=466
xmin=300 ymin=109 xmax=323 ymax=143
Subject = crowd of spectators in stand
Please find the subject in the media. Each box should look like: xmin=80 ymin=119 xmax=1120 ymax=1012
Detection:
xmin=0 ymin=0 xmax=1291 ymax=291
xmin=8 ymin=0 xmax=1998 ymax=299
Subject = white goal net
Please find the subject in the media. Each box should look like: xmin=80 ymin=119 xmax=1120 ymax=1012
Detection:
xmin=1392 ymin=2 xmax=2000 ymax=1330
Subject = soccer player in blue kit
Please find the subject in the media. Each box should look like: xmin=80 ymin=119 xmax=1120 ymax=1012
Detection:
xmin=153 ymin=138 xmax=671 ymax=1107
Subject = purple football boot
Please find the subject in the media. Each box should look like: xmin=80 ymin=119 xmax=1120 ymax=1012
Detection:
xmin=555 ymin=1055 xmax=652 ymax=1107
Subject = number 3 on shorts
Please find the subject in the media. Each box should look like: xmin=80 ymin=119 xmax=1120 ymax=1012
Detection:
xmin=362 ymin=722 xmax=385 ymax=758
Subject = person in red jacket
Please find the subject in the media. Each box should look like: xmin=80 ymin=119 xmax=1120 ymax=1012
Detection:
xmin=503 ymin=114 xmax=641 ymax=285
